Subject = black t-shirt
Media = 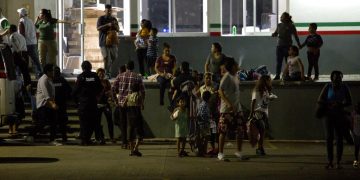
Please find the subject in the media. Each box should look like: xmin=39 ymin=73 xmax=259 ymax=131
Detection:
xmin=73 ymin=71 xmax=103 ymax=110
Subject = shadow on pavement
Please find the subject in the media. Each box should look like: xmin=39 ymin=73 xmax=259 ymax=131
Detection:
xmin=0 ymin=157 xmax=59 ymax=163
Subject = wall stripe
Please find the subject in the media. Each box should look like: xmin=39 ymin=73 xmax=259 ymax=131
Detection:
xmin=298 ymin=30 xmax=360 ymax=35
xmin=295 ymin=22 xmax=360 ymax=27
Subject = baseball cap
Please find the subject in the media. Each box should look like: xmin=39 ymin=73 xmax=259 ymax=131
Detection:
xmin=17 ymin=8 xmax=28 ymax=16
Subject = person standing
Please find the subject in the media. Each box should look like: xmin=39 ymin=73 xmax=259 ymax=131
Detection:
xmin=317 ymin=71 xmax=352 ymax=169
xmin=272 ymin=12 xmax=301 ymax=80
xmin=25 ymin=64 xmax=59 ymax=145
xmin=146 ymin=28 xmax=159 ymax=75
xmin=217 ymin=57 xmax=248 ymax=161
xmin=112 ymin=61 xmax=145 ymax=148
xmin=73 ymin=61 xmax=103 ymax=145
xmin=204 ymin=42 xmax=226 ymax=85
xmin=53 ymin=66 xmax=72 ymax=142
xmin=8 ymin=24 xmax=31 ymax=88
xmin=35 ymin=9 xmax=74 ymax=67
xmin=134 ymin=19 xmax=151 ymax=76
xmin=97 ymin=4 xmax=119 ymax=77
xmin=17 ymin=8 xmax=42 ymax=77
xmin=300 ymin=23 xmax=323 ymax=80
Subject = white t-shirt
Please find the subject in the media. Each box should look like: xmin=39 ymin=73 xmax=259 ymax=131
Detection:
xmin=287 ymin=56 xmax=301 ymax=75
xmin=19 ymin=16 xmax=37 ymax=45
xmin=219 ymin=72 xmax=242 ymax=113
xmin=9 ymin=32 xmax=27 ymax=52
xmin=252 ymin=90 xmax=271 ymax=116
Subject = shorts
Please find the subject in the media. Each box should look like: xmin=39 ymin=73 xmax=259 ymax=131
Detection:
xmin=218 ymin=112 xmax=245 ymax=135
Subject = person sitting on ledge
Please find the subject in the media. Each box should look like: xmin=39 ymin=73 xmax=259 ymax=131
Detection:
xmin=282 ymin=45 xmax=305 ymax=81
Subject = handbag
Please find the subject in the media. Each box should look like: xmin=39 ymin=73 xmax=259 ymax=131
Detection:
xmin=106 ymin=30 xmax=119 ymax=46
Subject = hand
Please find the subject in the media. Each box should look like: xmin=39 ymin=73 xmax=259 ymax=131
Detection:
xmin=107 ymin=23 xmax=112 ymax=27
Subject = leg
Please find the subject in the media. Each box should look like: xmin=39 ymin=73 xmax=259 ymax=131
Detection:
xmin=307 ymin=52 xmax=314 ymax=78
xmin=334 ymin=120 xmax=344 ymax=165
xmin=104 ymin=105 xmax=114 ymax=139
xmin=314 ymin=52 xmax=320 ymax=78
xmin=176 ymin=138 xmax=181 ymax=154
xmin=136 ymin=48 xmax=147 ymax=76
xmin=120 ymin=106 xmax=128 ymax=146
xmin=157 ymin=76 xmax=167 ymax=105
xmin=100 ymin=47 xmax=109 ymax=74
xmin=324 ymin=117 xmax=335 ymax=165
xmin=94 ymin=108 xmax=105 ymax=143
xmin=108 ymin=46 xmax=118 ymax=76
xmin=275 ymin=46 xmax=289 ymax=78
xmin=47 ymin=40 xmax=58 ymax=66
xmin=38 ymin=40 xmax=47 ymax=66
xmin=27 ymin=44 xmax=42 ymax=75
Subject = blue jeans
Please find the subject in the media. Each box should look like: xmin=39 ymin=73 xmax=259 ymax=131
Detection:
xmin=156 ymin=76 xmax=171 ymax=105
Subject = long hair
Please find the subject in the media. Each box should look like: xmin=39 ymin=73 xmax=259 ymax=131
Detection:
xmin=41 ymin=9 xmax=57 ymax=23
xmin=281 ymin=12 xmax=293 ymax=24
xmin=254 ymin=75 xmax=272 ymax=96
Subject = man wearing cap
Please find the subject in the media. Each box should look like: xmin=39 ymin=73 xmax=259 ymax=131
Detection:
xmin=17 ymin=8 xmax=42 ymax=77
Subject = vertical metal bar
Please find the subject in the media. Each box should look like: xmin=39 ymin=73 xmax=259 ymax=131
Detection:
xmin=243 ymin=0 xmax=246 ymax=35
xmin=253 ymin=0 xmax=256 ymax=32
xmin=168 ymin=0 xmax=171 ymax=33
xmin=173 ymin=0 xmax=176 ymax=33
xmin=80 ymin=0 xmax=84 ymax=64
xmin=230 ymin=0 xmax=232 ymax=34
xmin=58 ymin=0 xmax=64 ymax=70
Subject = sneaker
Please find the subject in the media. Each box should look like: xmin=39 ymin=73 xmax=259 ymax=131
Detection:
xmin=130 ymin=150 xmax=142 ymax=157
xmin=24 ymin=136 xmax=34 ymax=143
xmin=256 ymin=148 xmax=266 ymax=156
xmin=234 ymin=151 xmax=250 ymax=160
xmin=273 ymin=76 xmax=280 ymax=80
xmin=353 ymin=160 xmax=359 ymax=168
xmin=217 ymin=153 xmax=225 ymax=161
xmin=49 ymin=141 xmax=63 ymax=146
xmin=313 ymin=76 xmax=319 ymax=81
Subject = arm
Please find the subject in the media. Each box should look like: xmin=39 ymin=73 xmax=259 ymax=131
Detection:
xmin=204 ymin=55 xmax=210 ymax=73
xmin=18 ymin=22 xmax=26 ymax=37
xmin=317 ymin=84 xmax=329 ymax=105
xmin=154 ymin=57 xmax=163 ymax=75
xmin=297 ymin=58 xmax=305 ymax=80
xmin=300 ymin=36 xmax=308 ymax=49
xmin=343 ymin=84 xmax=352 ymax=107
xmin=282 ymin=63 xmax=289 ymax=79
xmin=271 ymin=25 xmax=278 ymax=37
xmin=292 ymin=25 xmax=301 ymax=47
xmin=171 ymin=56 xmax=177 ymax=75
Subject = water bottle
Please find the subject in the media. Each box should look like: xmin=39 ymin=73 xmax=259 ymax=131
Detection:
xmin=232 ymin=25 xmax=237 ymax=35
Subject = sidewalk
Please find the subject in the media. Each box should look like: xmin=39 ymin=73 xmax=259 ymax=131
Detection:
xmin=0 ymin=141 xmax=358 ymax=179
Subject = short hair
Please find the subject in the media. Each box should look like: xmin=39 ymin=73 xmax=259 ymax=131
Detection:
xmin=9 ymin=24 xmax=17 ymax=32
xmin=212 ymin=42 xmax=222 ymax=53
xmin=330 ymin=70 xmax=343 ymax=81
xmin=81 ymin=61 xmax=92 ymax=72
xmin=202 ymin=91 xmax=211 ymax=102
xmin=96 ymin=68 xmax=105 ymax=74
xmin=224 ymin=57 xmax=236 ymax=72
xmin=181 ymin=61 xmax=190 ymax=73
xmin=126 ymin=61 xmax=135 ymax=70
xmin=105 ymin=4 xmax=112 ymax=9
xmin=43 ymin=64 xmax=54 ymax=74
xmin=163 ymin=42 xmax=170 ymax=49
xmin=151 ymin=28 xmax=158 ymax=35
xmin=290 ymin=45 xmax=299 ymax=56
xmin=309 ymin=23 xmax=318 ymax=30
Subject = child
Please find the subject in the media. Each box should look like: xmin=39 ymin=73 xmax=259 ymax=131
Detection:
xmin=146 ymin=28 xmax=158 ymax=75
xmin=125 ymin=83 xmax=145 ymax=156
xmin=282 ymin=45 xmax=305 ymax=81
xmin=249 ymin=75 xmax=277 ymax=155
xmin=171 ymin=95 xmax=189 ymax=157
xmin=351 ymin=102 xmax=360 ymax=168
xmin=198 ymin=73 xmax=218 ymax=155
xmin=196 ymin=91 xmax=212 ymax=156
xmin=300 ymin=23 xmax=323 ymax=80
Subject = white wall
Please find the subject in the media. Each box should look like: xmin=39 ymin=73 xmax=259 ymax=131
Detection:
xmin=290 ymin=0 xmax=360 ymax=22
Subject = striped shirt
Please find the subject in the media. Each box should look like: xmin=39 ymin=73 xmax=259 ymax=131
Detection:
xmin=146 ymin=35 xmax=158 ymax=58
xmin=112 ymin=71 xmax=145 ymax=106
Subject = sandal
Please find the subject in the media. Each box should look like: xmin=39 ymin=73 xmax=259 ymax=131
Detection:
xmin=325 ymin=163 xmax=334 ymax=169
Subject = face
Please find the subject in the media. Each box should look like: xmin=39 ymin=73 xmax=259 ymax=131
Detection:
xmin=163 ymin=47 xmax=170 ymax=56
xmin=211 ymin=44 xmax=217 ymax=54
xmin=308 ymin=26 xmax=316 ymax=34
xmin=332 ymin=74 xmax=342 ymax=87
xmin=39 ymin=11 xmax=45 ymax=19
xmin=204 ymin=75 xmax=212 ymax=85
xmin=54 ymin=67 xmax=61 ymax=78
xmin=178 ymin=99 xmax=186 ymax=108
xmin=98 ymin=71 xmax=105 ymax=80
xmin=288 ymin=47 xmax=295 ymax=56
xmin=280 ymin=13 xmax=289 ymax=23
xmin=105 ymin=8 xmax=112 ymax=16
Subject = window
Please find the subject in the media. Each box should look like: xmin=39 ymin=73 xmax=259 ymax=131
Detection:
xmin=141 ymin=0 xmax=207 ymax=34
xmin=222 ymin=0 xmax=277 ymax=35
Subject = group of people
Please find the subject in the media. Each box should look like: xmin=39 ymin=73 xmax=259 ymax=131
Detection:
xmin=1 ymin=6 xmax=359 ymax=169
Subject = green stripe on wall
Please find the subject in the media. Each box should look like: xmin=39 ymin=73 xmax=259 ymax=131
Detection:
xmin=295 ymin=22 xmax=360 ymax=27
xmin=131 ymin=24 xmax=138 ymax=29
xmin=210 ymin=24 xmax=221 ymax=28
